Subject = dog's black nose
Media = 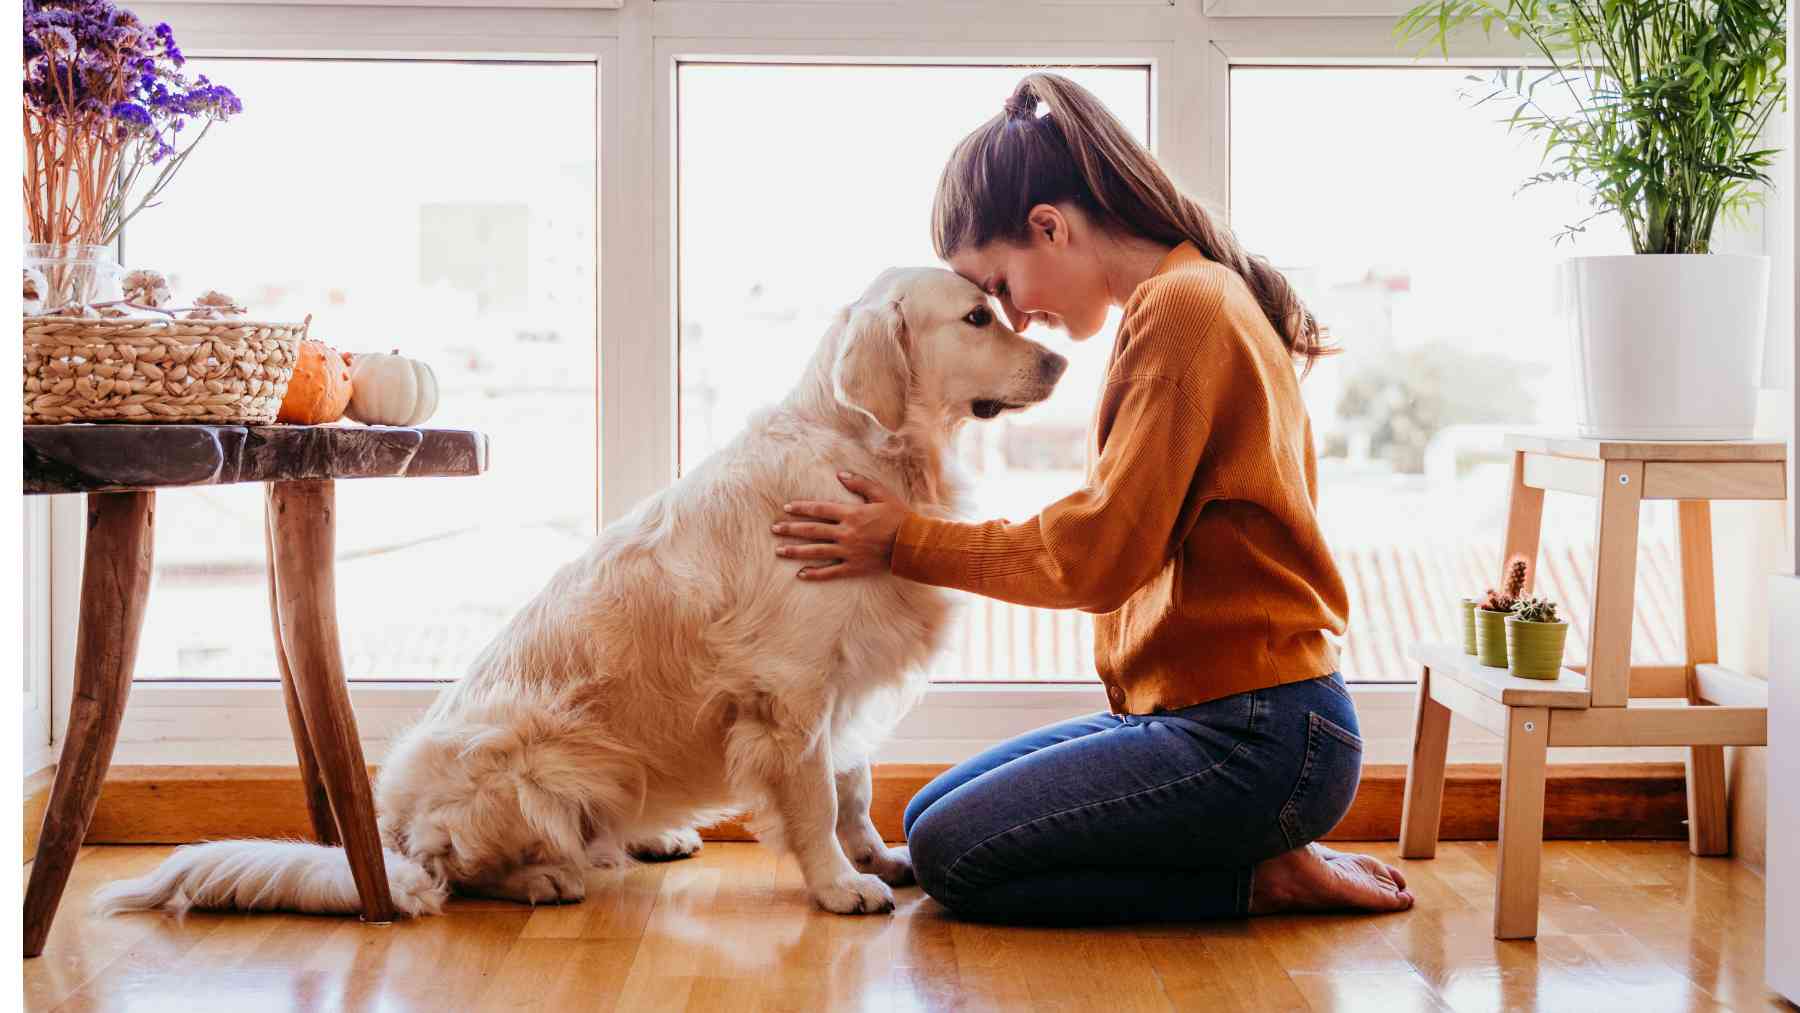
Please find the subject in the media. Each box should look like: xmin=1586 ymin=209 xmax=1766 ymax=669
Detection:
xmin=1040 ymin=353 xmax=1069 ymax=384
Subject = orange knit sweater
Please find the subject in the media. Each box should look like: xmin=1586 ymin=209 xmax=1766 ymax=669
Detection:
xmin=892 ymin=242 xmax=1350 ymax=713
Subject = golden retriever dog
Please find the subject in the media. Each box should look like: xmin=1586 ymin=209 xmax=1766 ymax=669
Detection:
xmin=97 ymin=267 xmax=1068 ymax=918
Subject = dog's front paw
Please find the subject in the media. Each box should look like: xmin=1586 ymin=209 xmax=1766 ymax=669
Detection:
xmin=851 ymin=844 xmax=915 ymax=887
xmin=813 ymin=873 xmax=895 ymax=915
xmin=628 ymin=828 xmax=703 ymax=863
xmin=493 ymin=864 xmax=588 ymax=905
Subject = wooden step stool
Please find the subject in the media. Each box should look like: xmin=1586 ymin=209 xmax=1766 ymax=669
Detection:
xmin=1398 ymin=434 xmax=1778 ymax=939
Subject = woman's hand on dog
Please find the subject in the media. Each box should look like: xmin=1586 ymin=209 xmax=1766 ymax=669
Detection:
xmin=774 ymin=472 xmax=908 ymax=580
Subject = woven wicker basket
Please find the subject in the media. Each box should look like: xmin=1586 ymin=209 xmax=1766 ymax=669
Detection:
xmin=23 ymin=314 xmax=309 ymax=424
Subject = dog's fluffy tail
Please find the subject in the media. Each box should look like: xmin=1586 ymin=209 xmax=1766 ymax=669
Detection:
xmin=92 ymin=840 xmax=448 ymax=918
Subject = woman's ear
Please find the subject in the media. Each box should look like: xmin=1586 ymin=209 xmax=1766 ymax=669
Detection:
xmin=1026 ymin=204 xmax=1069 ymax=247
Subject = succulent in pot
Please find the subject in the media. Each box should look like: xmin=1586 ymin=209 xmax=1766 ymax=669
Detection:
xmin=1475 ymin=558 xmax=1529 ymax=668
xmin=1457 ymin=596 xmax=1479 ymax=655
xmin=1506 ymin=596 xmax=1569 ymax=680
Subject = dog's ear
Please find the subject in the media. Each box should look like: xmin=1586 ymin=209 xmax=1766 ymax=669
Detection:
xmin=832 ymin=296 xmax=910 ymax=435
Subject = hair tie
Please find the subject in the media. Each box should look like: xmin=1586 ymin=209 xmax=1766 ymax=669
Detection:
xmin=1003 ymin=91 xmax=1040 ymax=121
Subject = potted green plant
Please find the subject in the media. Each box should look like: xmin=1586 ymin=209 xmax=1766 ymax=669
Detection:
xmin=1396 ymin=0 xmax=1787 ymax=440
xmin=1506 ymin=595 xmax=1569 ymax=680
xmin=1476 ymin=558 xmax=1529 ymax=667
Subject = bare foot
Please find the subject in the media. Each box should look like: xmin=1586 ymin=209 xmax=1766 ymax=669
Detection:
xmin=1248 ymin=844 xmax=1413 ymax=915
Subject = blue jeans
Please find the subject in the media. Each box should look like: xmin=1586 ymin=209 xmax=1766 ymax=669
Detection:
xmin=902 ymin=672 xmax=1363 ymax=924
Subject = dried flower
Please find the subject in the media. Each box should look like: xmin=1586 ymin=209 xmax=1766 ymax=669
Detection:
xmin=23 ymin=0 xmax=240 ymax=245
xmin=184 ymin=289 xmax=245 ymax=318
xmin=23 ymin=267 xmax=48 ymax=315
xmin=35 ymin=25 xmax=76 ymax=57
xmin=121 ymin=267 xmax=170 ymax=307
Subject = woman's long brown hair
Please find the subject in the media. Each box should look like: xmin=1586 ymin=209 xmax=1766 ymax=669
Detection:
xmin=932 ymin=72 xmax=1336 ymax=375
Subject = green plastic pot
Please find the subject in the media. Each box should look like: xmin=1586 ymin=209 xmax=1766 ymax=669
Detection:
xmin=1458 ymin=598 xmax=1478 ymax=655
xmin=1506 ymin=616 xmax=1569 ymax=680
xmin=1474 ymin=608 xmax=1510 ymax=668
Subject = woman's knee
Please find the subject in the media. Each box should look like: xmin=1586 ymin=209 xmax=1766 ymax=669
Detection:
xmin=902 ymin=764 xmax=978 ymax=839
xmin=901 ymin=788 xmax=934 ymax=840
xmin=903 ymin=806 xmax=976 ymax=910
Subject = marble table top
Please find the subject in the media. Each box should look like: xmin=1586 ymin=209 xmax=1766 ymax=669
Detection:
xmin=24 ymin=423 xmax=489 ymax=495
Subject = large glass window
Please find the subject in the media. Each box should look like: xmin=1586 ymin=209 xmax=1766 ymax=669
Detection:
xmin=126 ymin=59 xmax=598 ymax=681
xmin=1231 ymin=67 xmax=1681 ymax=679
xmin=677 ymin=64 xmax=1151 ymax=681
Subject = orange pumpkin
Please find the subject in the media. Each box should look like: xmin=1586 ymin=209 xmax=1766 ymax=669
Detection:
xmin=276 ymin=339 xmax=354 ymax=424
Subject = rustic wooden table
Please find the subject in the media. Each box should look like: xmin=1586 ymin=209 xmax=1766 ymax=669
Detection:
xmin=22 ymin=423 xmax=489 ymax=957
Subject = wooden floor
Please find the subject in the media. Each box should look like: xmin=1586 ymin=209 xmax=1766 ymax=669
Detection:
xmin=23 ymin=841 xmax=1787 ymax=1012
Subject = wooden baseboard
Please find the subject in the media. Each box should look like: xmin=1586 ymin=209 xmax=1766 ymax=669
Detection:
xmin=51 ymin=762 xmax=1690 ymax=848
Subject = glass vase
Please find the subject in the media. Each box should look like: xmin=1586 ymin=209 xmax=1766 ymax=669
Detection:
xmin=23 ymin=243 xmax=125 ymax=314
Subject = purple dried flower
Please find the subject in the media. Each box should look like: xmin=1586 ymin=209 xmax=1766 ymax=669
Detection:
xmin=25 ymin=0 xmax=241 ymax=242
xmin=147 ymin=20 xmax=181 ymax=64
xmin=102 ymin=24 xmax=144 ymax=50
xmin=109 ymin=99 xmax=150 ymax=129
xmin=35 ymin=25 xmax=76 ymax=56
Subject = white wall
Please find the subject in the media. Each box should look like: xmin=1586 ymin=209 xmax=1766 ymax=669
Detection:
xmin=1706 ymin=95 xmax=1789 ymax=690
xmin=1716 ymin=32 xmax=1796 ymax=873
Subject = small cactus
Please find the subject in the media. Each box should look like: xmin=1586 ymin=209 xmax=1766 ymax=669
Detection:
xmin=1478 ymin=557 xmax=1531 ymax=612
xmin=1514 ymin=596 xmax=1560 ymax=623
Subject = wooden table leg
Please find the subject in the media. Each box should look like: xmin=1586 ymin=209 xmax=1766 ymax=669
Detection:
xmin=1587 ymin=460 xmax=1644 ymax=709
xmin=1400 ymin=666 xmax=1452 ymax=860
xmin=267 ymin=479 xmax=397 ymax=923
xmin=264 ymin=506 xmax=341 ymax=848
xmin=24 ymin=492 xmax=156 ymax=958
xmin=1677 ymin=500 xmax=1730 ymax=856
xmin=1495 ymin=706 xmax=1550 ymax=940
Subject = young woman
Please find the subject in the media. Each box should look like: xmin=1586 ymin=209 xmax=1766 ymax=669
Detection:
xmin=771 ymin=73 xmax=1412 ymax=923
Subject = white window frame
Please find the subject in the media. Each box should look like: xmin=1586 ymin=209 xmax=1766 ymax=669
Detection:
xmin=61 ymin=0 xmax=1714 ymax=769
xmin=22 ymin=498 xmax=54 ymax=775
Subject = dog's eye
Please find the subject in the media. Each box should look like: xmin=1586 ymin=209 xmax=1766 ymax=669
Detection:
xmin=963 ymin=307 xmax=993 ymax=327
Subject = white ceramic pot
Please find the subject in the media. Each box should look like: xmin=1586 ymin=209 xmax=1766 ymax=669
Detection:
xmin=1559 ymin=254 xmax=1770 ymax=440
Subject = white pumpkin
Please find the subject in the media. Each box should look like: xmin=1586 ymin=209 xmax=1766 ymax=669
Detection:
xmin=347 ymin=350 xmax=439 ymax=427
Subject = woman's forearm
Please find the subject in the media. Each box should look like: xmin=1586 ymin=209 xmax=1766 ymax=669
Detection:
xmin=892 ymin=511 xmax=1140 ymax=614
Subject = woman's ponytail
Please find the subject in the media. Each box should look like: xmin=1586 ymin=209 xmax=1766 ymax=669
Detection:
xmin=933 ymin=73 xmax=1336 ymax=375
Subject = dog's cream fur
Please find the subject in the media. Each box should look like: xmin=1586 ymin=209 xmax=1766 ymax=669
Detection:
xmin=96 ymin=267 xmax=1066 ymax=919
